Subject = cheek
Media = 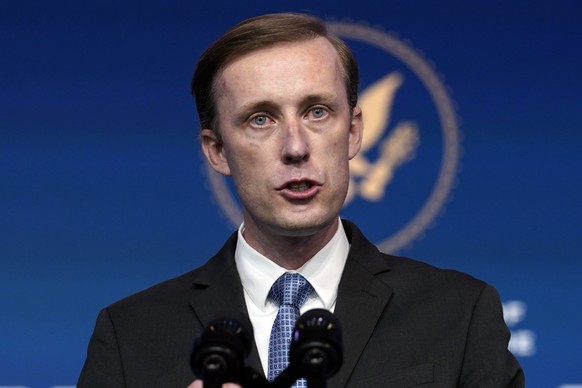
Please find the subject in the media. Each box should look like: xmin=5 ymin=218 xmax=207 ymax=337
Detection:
xmin=327 ymin=140 xmax=352 ymax=184
xmin=224 ymin=146 xmax=270 ymax=192
xmin=324 ymin=136 xmax=351 ymax=164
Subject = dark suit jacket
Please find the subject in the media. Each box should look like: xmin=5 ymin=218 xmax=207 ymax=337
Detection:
xmin=78 ymin=220 xmax=524 ymax=387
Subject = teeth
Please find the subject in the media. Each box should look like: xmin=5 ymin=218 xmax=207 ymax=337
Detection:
xmin=289 ymin=182 xmax=310 ymax=192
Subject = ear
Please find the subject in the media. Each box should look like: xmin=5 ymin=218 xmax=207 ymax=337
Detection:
xmin=200 ymin=129 xmax=231 ymax=176
xmin=348 ymin=106 xmax=364 ymax=159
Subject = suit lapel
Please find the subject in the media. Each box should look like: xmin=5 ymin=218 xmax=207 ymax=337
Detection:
xmin=187 ymin=232 xmax=265 ymax=378
xmin=329 ymin=221 xmax=393 ymax=387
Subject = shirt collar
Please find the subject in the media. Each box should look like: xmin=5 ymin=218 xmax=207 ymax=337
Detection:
xmin=234 ymin=218 xmax=349 ymax=311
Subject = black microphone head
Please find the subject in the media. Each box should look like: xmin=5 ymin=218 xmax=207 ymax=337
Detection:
xmin=191 ymin=318 xmax=252 ymax=383
xmin=290 ymin=308 xmax=343 ymax=378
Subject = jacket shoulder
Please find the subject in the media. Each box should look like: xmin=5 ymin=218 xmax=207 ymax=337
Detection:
xmin=106 ymin=231 xmax=238 ymax=315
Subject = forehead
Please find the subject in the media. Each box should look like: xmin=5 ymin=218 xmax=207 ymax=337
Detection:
xmin=215 ymin=37 xmax=345 ymax=105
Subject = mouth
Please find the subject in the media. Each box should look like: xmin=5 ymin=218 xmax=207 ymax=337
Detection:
xmin=278 ymin=179 xmax=320 ymax=199
xmin=287 ymin=181 xmax=312 ymax=192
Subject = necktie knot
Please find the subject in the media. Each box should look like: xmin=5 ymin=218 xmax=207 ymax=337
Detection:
xmin=269 ymin=273 xmax=313 ymax=309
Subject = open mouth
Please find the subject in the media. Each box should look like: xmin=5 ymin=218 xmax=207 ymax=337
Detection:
xmin=288 ymin=181 xmax=312 ymax=193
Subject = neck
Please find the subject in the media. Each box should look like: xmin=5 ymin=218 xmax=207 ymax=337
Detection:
xmin=242 ymin=217 xmax=339 ymax=270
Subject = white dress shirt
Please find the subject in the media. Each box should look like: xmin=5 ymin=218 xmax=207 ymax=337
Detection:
xmin=234 ymin=219 xmax=350 ymax=375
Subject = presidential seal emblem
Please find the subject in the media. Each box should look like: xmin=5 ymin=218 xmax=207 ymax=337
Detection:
xmin=203 ymin=20 xmax=461 ymax=253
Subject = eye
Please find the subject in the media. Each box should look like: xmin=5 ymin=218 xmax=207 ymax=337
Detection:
xmin=310 ymin=107 xmax=328 ymax=119
xmin=250 ymin=115 xmax=270 ymax=127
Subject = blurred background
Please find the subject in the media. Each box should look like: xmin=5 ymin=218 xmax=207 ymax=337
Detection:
xmin=1 ymin=1 xmax=581 ymax=387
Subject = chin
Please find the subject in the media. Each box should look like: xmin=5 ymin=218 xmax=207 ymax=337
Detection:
xmin=273 ymin=213 xmax=338 ymax=237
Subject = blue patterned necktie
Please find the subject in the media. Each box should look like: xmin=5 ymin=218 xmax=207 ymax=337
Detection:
xmin=267 ymin=273 xmax=314 ymax=386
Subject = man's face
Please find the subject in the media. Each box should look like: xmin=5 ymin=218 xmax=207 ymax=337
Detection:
xmin=202 ymin=37 xmax=363 ymax=239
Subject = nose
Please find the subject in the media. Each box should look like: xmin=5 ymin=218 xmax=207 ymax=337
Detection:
xmin=281 ymin=119 xmax=310 ymax=164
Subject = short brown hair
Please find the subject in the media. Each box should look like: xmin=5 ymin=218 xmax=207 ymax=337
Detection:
xmin=191 ymin=12 xmax=359 ymax=134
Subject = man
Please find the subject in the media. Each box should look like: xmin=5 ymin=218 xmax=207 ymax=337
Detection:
xmin=78 ymin=12 xmax=524 ymax=387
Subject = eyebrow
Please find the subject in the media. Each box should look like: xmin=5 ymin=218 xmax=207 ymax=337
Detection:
xmin=234 ymin=101 xmax=278 ymax=125
xmin=301 ymin=93 xmax=338 ymax=108
xmin=235 ymin=93 xmax=340 ymax=123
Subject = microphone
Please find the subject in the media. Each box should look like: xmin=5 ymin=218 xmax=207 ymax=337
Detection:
xmin=192 ymin=310 xmax=343 ymax=388
xmin=272 ymin=309 xmax=343 ymax=388
xmin=191 ymin=318 xmax=252 ymax=388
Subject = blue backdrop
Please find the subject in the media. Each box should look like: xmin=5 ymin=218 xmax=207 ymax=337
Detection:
xmin=1 ymin=1 xmax=581 ymax=387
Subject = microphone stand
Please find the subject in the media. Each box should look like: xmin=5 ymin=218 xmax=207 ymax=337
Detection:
xmin=268 ymin=346 xmax=331 ymax=388
xmin=302 ymin=346 xmax=329 ymax=388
